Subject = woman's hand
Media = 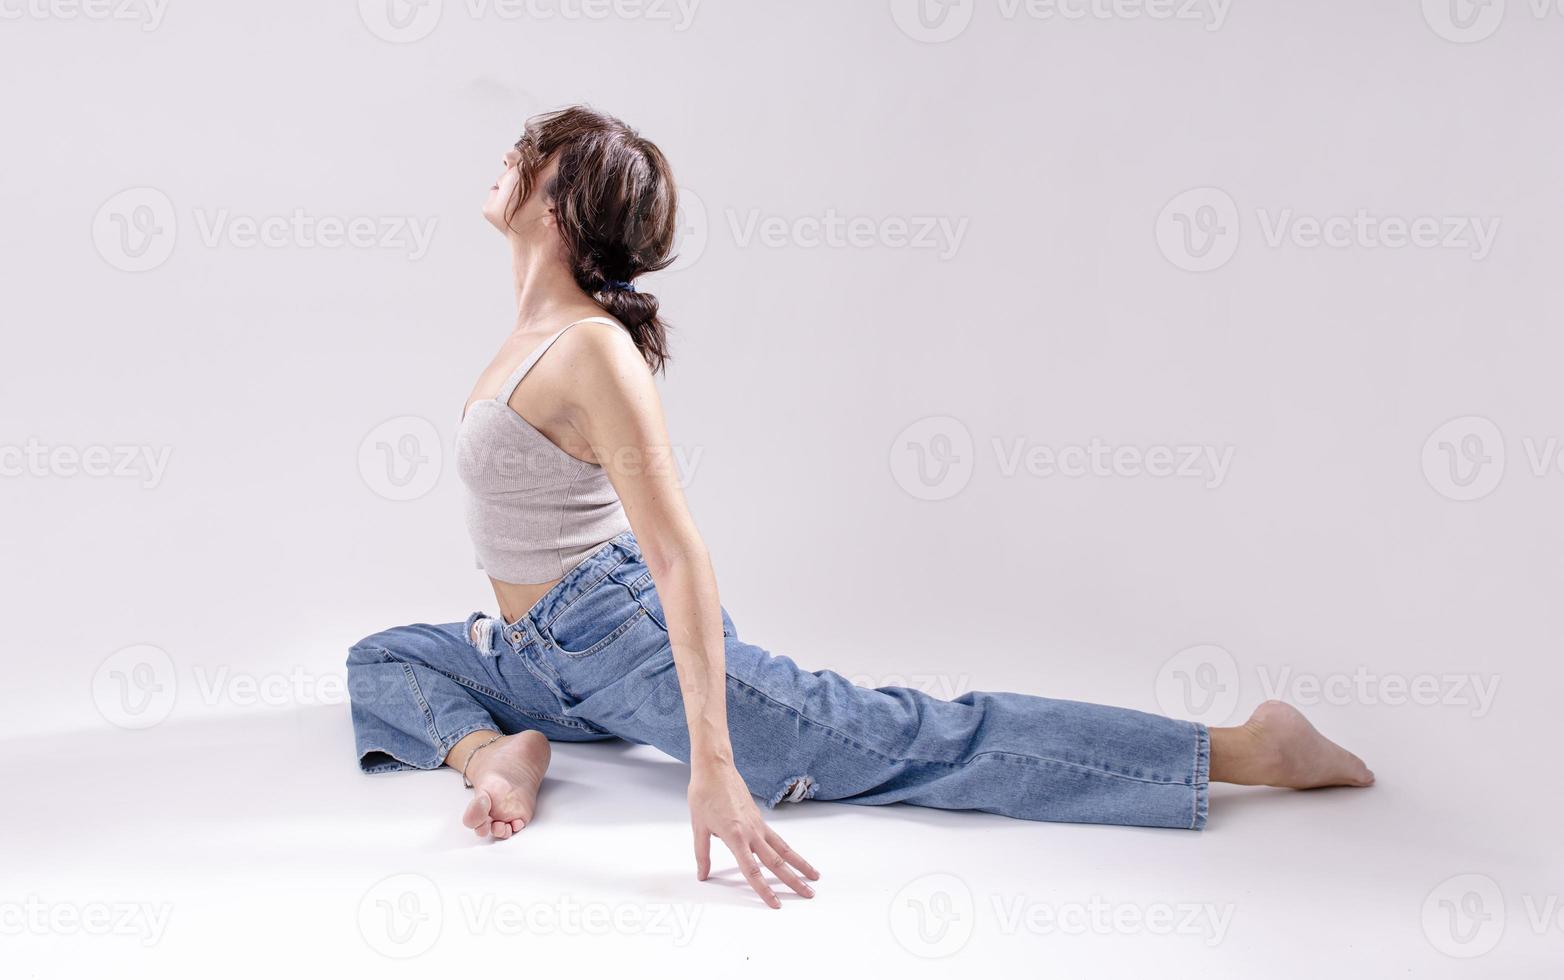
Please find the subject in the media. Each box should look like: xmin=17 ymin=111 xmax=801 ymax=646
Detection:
xmin=688 ymin=760 xmax=820 ymax=908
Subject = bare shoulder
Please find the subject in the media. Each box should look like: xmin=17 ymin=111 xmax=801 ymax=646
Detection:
xmin=546 ymin=317 xmax=657 ymax=411
xmin=550 ymin=318 xmax=646 ymax=373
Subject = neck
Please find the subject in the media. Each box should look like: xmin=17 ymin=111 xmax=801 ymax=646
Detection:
xmin=507 ymin=235 xmax=593 ymax=331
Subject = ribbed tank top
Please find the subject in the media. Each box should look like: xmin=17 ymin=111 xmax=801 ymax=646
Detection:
xmin=456 ymin=316 xmax=631 ymax=584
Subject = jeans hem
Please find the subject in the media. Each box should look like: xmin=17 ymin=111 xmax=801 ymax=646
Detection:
xmin=1190 ymin=721 xmax=1211 ymax=831
xmin=356 ymin=721 xmax=497 ymax=775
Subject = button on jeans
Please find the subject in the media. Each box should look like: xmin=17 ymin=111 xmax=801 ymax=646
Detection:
xmin=347 ymin=532 xmax=1210 ymax=829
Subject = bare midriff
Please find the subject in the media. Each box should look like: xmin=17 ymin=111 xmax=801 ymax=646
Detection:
xmin=491 ymin=575 xmax=562 ymax=627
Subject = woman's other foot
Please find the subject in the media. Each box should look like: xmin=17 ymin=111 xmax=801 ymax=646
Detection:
xmin=1211 ymin=701 xmax=1375 ymax=789
xmin=459 ymin=730 xmax=551 ymax=840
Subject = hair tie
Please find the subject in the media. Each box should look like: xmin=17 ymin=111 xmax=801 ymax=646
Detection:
xmin=601 ymin=280 xmax=636 ymax=293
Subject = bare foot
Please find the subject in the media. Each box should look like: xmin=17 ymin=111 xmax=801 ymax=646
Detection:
xmin=1212 ymin=701 xmax=1375 ymax=789
xmin=460 ymin=730 xmax=551 ymax=840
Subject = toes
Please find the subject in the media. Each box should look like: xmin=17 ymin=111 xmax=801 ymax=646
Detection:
xmin=491 ymin=820 xmax=512 ymax=840
xmin=462 ymin=790 xmax=492 ymax=830
xmin=511 ymin=818 xmax=526 ymax=834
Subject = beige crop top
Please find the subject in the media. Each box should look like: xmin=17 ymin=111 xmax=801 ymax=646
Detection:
xmin=455 ymin=316 xmax=631 ymax=584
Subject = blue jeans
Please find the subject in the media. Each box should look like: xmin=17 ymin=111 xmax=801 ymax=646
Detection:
xmin=346 ymin=532 xmax=1210 ymax=829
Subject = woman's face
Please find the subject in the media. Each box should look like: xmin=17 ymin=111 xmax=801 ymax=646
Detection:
xmin=482 ymin=144 xmax=556 ymax=238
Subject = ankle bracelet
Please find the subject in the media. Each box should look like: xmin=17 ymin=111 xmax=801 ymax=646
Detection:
xmin=460 ymin=733 xmax=504 ymax=788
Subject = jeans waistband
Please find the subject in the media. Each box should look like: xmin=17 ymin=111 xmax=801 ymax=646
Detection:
xmin=500 ymin=531 xmax=642 ymax=646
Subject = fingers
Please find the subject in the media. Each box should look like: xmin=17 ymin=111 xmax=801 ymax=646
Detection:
xmin=755 ymin=841 xmax=814 ymax=899
xmin=723 ymin=834 xmax=781 ymax=910
xmin=693 ymin=824 xmax=711 ymax=881
xmin=765 ymin=829 xmax=820 ymax=881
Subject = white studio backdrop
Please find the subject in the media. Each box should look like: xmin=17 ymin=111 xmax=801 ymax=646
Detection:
xmin=1 ymin=1 xmax=1560 ymax=975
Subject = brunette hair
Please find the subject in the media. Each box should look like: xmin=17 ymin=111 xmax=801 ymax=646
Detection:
xmin=507 ymin=105 xmax=679 ymax=373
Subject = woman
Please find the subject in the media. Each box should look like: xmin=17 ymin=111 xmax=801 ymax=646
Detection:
xmin=346 ymin=105 xmax=1374 ymax=910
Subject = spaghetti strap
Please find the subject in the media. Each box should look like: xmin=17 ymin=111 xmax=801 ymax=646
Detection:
xmin=496 ymin=316 xmax=623 ymax=403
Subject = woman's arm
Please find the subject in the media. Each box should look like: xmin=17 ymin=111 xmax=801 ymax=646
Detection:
xmin=554 ymin=322 xmax=819 ymax=908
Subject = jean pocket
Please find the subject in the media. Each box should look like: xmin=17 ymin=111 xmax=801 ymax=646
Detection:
xmin=628 ymin=570 xmax=733 ymax=638
xmin=543 ymin=577 xmax=648 ymax=658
